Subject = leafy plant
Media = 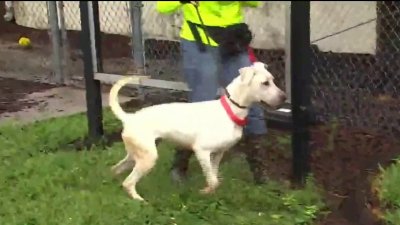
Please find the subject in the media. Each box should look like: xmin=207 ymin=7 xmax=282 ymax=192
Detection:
xmin=375 ymin=159 xmax=400 ymax=224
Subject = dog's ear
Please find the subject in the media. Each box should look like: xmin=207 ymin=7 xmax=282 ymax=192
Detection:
xmin=253 ymin=62 xmax=267 ymax=70
xmin=239 ymin=66 xmax=256 ymax=85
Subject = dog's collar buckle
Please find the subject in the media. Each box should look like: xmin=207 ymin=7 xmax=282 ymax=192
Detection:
xmin=220 ymin=95 xmax=248 ymax=127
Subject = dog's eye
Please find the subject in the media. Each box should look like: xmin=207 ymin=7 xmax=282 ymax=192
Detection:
xmin=262 ymin=81 xmax=270 ymax=86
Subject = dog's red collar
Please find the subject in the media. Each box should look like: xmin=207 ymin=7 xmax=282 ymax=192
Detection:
xmin=220 ymin=95 xmax=248 ymax=127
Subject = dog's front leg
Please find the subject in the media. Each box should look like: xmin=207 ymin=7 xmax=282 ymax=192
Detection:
xmin=194 ymin=150 xmax=219 ymax=194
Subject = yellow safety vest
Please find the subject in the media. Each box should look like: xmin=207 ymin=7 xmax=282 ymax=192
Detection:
xmin=156 ymin=1 xmax=260 ymax=46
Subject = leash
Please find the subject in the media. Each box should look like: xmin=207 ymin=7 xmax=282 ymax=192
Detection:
xmin=191 ymin=2 xmax=249 ymax=110
xmin=192 ymin=2 xmax=211 ymax=46
xmin=190 ymin=1 xmax=258 ymax=63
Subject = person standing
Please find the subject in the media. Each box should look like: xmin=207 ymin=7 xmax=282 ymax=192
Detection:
xmin=156 ymin=1 xmax=269 ymax=184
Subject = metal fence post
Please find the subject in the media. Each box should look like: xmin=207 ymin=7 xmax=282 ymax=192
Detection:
xmin=57 ymin=1 xmax=72 ymax=84
xmin=291 ymin=1 xmax=311 ymax=185
xmin=284 ymin=2 xmax=292 ymax=104
xmin=129 ymin=1 xmax=146 ymax=100
xmin=48 ymin=1 xmax=64 ymax=84
xmin=129 ymin=1 xmax=146 ymax=74
xmin=89 ymin=1 xmax=103 ymax=73
xmin=80 ymin=1 xmax=104 ymax=143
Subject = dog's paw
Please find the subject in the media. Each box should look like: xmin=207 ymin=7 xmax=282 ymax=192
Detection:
xmin=199 ymin=186 xmax=216 ymax=195
xmin=132 ymin=195 xmax=145 ymax=202
xmin=123 ymin=185 xmax=145 ymax=201
xmin=127 ymin=190 xmax=145 ymax=202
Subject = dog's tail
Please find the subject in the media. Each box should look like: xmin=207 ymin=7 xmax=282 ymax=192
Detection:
xmin=109 ymin=76 xmax=138 ymax=122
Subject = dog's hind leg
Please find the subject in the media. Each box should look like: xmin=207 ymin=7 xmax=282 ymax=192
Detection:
xmin=121 ymin=137 xmax=158 ymax=201
xmin=211 ymin=151 xmax=225 ymax=179
xmin=111 ymin=153 xmax=135 ymax=176
xmin=194 ymin=149 xmax=220 ymax=194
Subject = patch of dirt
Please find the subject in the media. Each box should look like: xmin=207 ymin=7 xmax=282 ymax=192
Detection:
xmin=263 ymin=124 xmax=399 ymax=225
xmin=310 ymin=126 xmax=398 ymax=225
xmin=0 ymin=77 xmax=56 ymax=115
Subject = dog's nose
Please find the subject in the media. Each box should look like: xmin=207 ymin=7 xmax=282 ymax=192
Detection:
xmin=280 ymin=92 xmax=287 ymax=102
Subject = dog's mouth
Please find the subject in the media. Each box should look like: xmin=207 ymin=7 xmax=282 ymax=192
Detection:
xmin=260 ymin=101 xmax=285 ymax=111
xmin=259 ymin=92 xmax=287 ymax=111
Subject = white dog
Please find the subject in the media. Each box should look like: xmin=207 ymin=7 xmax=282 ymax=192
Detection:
xmin=109 ymin=62 xmax=286 ymax=201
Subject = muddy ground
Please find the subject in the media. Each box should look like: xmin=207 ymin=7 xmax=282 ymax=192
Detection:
xmin=0 ymin=77 xmax=56 ymax=115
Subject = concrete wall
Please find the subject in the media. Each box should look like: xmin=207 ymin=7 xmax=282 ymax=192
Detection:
xmin=13 ymin=1 xmax=377 ymax=54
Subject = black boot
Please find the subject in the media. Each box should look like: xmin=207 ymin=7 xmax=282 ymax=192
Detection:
xmin=243 ymin=135 xmax=269 ymax=184
xmin=170 ymin=149 xmax=193 ymax=183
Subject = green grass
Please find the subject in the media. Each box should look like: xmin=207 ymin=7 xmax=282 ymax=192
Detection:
xmin=376 ymin=159 xmax=400 ymax=224
xmin=0 ymin=109 xmax=326 ymax=225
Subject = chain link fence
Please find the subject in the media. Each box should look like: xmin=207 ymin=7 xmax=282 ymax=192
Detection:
xmin=0 ymin=1 xmax=59 ymax=83
xmin=7 ymin=1 xmax=398 ymax=137
xmin=60 ymin=1 xmax=133 ymax=79
xmin=60 ymin=1 xmax=290 ymax=101
xmin=310 ymin=1 xmax=400 ymax=138
xmin=60 ymin=1 xmax=400 ymax=139
xmin=96 ymin=1 xmax=134 ymax=75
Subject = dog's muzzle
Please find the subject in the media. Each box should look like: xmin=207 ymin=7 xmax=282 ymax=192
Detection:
xmin=277 ymin=92 xmax=287 ymax=105
xmin=261 ymin=92 xmax=287 ymax=110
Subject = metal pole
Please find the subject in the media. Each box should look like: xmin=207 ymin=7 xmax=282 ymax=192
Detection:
xmin=291 ymin=1 xmax=311 ymax=185
xmin=89 ymin=1 xmax=101 ymax=73
xmin=79 ymin=1 xmax=104 ymax=143
xmin=284 ymin=2 xmax=292 ymax=104
xmin=57 ymin=1 xmax=72 ymax=84
xmin=129 ymin=1 xmax=146 ymax=100
xmin=48 ymin=1 xmax=64 ymax=84
xmin=129 ymin=1 xmax=146 ymax=74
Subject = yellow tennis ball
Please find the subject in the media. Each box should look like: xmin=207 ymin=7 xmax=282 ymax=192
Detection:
xmin=18 ymin=37 xmax=31 ymax=47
